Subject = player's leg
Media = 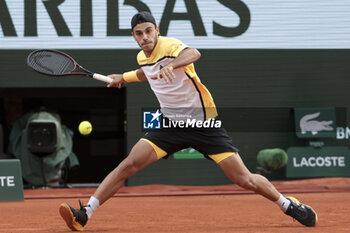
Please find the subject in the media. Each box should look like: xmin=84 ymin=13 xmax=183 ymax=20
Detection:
xmin=93 ymin=139 xmax=158 ymax=204
xmin=59 ymin=139 xmax=159 ymax=231
xmin=216 ymin=153 xmax=317 ymax=226
xmin=217 ymin=153 xmax=280 ymax=201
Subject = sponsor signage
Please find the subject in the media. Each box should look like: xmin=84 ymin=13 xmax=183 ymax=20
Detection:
xmin=286 ymin=147 xmax=350 ymax=178
xmin=294 ymin=107 xmax=336 ymax=138
xmin=0 ymin=159 xmax=24 ymax=202
xmin=1 ymin=0 xmax=350 ymax=49
xmin=336 ymin=127 xmax=350 ymax=139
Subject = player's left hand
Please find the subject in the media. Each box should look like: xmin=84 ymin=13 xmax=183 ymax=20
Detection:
xmin=152 ymin=65 xmax=175 ymax=83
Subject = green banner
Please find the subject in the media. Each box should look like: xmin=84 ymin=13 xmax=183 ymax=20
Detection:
xmin=0 ymin=159 xmax=24 ymax=202
xmin=294 ymin=107 xmax=336 ymax=138
xmin=286 ymin=147 xmax=350 ymax=178
xmin=174 ymin=148 xmax=204 ymax=159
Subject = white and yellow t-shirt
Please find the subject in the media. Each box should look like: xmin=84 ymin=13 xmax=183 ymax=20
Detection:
xmin=137 ymin=36 xmax=217 ymax=121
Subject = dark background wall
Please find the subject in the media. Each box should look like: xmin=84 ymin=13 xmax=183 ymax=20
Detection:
xmin=1 ymin=49 xmax=350 ymax=185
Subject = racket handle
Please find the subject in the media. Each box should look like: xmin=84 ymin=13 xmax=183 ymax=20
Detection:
xmin=93 ymin=73 xmax=113 ymax=83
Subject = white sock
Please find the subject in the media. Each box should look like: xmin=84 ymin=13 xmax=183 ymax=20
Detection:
xmin=275 ymin=194 xmax=290 ymax=212
xmin=85 ymin=196 xmax=100 ymax=219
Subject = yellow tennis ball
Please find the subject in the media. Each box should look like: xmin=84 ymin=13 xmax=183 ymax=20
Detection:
xmin=79 ymin=121 xmax=92 ymax=135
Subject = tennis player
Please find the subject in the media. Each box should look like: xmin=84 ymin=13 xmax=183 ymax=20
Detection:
xmin=59 ymin=12 xmax=318 ymax=231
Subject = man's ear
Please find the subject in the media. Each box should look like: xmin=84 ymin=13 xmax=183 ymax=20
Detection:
xmin=156 ymin=26 xmax=160 ymax=36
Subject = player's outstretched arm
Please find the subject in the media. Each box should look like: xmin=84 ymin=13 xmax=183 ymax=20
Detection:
xmin=136 ymin=69 xmax=147 ymax=81
xmin=154 ymin=47 xmax=201 ymax=83
xmin=170 ymin=47 xmax=201 ymax=69
xmin=107 ymin=69 xmax=147 ymax=88
xmin=107 ymin=74 xmax=124 ymax=88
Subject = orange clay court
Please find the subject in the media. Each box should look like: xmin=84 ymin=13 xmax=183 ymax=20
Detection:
xmin=0 ymin=177 xmax=349 ymax=233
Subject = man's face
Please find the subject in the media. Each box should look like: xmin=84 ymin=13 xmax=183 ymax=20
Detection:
xmin=132 ymin=22 xmax=159 ymax=54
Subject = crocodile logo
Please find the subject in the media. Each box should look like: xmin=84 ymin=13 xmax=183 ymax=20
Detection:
xmin=300 ymin=112 xmax=333 ymax=135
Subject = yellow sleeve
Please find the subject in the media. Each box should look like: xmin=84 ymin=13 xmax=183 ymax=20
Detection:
xmin=167 ymin=38 xmax=189 ymax=57
xmin=122 ymin=70 xmax=141 ymax=83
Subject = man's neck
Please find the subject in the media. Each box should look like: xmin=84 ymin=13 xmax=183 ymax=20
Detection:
xmin=144 ymin=51 xmax=152 ymax=57
xmin=144 ymin=36 xmax=160 ymax=58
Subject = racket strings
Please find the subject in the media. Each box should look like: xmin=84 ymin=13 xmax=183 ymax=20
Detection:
xmin=28 ymin=50 xmax=75 ymax=75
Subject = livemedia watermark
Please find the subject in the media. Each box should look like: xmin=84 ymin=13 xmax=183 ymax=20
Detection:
xmin=142 ymin=108 xmax=222 ymax=130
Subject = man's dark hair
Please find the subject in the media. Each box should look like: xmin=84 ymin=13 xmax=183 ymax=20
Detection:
xmin=131 ymin=11 xmax=157 ymax=30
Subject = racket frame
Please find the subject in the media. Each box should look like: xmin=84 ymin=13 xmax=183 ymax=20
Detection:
xmin=27 ymin=49 xmax=112 ymax=83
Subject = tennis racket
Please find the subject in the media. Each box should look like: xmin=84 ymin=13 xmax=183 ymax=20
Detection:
xmin=27 ymin=49 xmax=113 ymax=83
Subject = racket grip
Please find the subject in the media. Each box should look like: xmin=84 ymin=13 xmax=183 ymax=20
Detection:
xmin=93 ymin=73 xmax=113 ymax=83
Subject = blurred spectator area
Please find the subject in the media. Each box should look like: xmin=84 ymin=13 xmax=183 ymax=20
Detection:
xmin=0 ymin=88 xmax=126 ymax=183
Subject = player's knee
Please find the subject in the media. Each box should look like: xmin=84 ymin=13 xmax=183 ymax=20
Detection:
xmin=119 ymin=159 xmax=139 ymax=177
xmin=235 ymin=174 xmax=257 ymax=190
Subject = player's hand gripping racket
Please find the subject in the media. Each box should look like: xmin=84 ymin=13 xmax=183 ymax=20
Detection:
xmin=27 ymin=49 xmax=112 ymax=83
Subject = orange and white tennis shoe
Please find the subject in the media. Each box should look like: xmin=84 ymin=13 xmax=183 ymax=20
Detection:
xmin=59 ymin=200 xmax=88 ymax=231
